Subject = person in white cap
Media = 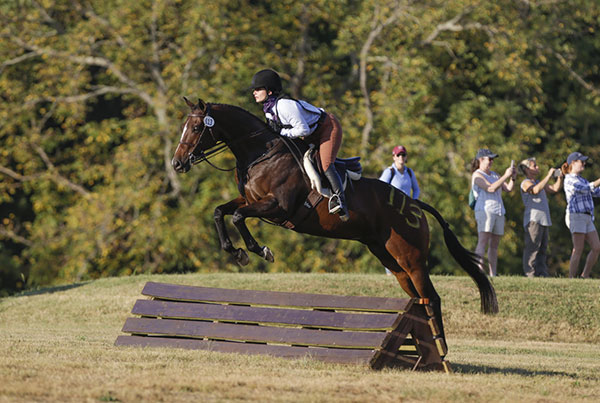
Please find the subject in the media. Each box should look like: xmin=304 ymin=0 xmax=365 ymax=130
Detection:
xmin=518 ymin=157 xmax=563 ymax=277
xmin=561 ymin=151 xmax=600 ymax=278
xmin=471 ymin=148 xmax=516 ymax=276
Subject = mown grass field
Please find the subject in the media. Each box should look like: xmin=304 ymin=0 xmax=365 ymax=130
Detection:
xmin=1 ymin=273 xmax=599 ymax=402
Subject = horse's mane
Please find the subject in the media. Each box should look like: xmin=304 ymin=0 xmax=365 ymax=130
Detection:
xmin=211 ymin=103 xmax=269 ymax=129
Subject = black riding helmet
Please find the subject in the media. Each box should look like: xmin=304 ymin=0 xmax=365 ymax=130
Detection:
xmin=250 ymin=69 xmax=282 ymax=94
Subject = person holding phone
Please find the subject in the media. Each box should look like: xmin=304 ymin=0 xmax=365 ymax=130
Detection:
xmin=518 ymin=157 xmax=563 ymax=277
xmin=471 ymin=149 xmax=516 ymax=276
xmin=562 ymin=152 xmax=600 ymax=278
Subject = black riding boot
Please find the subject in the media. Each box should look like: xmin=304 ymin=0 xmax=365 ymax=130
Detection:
xmin=324 ymin=165 xmax=349 ymax=222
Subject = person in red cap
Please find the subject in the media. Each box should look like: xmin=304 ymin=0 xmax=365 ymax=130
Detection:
xmin=379 ymin=145 xmax=420 ymax=275
xmin=379 ymin=145 xmax=420 ymax=199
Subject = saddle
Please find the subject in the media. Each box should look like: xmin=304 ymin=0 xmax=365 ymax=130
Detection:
xmin=303 ymin=144 xmax=362 ymax=198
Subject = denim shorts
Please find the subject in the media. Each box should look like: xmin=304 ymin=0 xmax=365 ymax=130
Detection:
xmin=566 ymin=212 xmax=596 ymax=234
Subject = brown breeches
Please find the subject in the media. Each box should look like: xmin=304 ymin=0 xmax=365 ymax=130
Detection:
xmin=309 ymin=112 xmax=342 ymax=171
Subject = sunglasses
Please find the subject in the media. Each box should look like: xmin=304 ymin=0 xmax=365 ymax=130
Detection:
xmin=395 ymin=153 xmax=407 ymax=157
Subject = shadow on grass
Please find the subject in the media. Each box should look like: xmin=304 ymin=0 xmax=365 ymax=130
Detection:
xmin=14 ymin=282 xmax=91 ymax=298
xmin=451 ymin=362 xmax=576 ymax=378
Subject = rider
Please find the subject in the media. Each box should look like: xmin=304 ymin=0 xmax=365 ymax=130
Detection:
xmin=250 ymin=68 xmax=349 ymax=221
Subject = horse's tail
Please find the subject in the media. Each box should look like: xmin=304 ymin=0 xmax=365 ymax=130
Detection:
xmin=417 ymin=199 xmax=499 ymax=314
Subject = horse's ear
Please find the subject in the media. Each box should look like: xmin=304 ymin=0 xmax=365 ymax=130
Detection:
xmin=183 ymin=96 xmax=195 ymax=109
xmin=198 ymin=98 xmax=207 ymax=112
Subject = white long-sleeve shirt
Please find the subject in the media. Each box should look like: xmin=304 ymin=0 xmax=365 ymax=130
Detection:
xmin=265 ymin=98 xmax=323 ymax=138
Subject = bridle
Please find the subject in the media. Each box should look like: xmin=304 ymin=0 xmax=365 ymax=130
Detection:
xmin=178 ymin=104 xmax=233 ymax=171
xmin=177 ymin=103 xmax=303 ymax=174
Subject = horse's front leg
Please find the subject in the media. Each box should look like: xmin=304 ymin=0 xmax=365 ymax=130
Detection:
xmin=232 ymin=196 xmax=284 ymax=263
xmin=214 ymin=197 xmax=250 ymax=266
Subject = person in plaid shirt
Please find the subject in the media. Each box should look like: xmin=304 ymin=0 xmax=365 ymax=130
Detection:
xmin=562 ymin=152 xmax=600 ymax=278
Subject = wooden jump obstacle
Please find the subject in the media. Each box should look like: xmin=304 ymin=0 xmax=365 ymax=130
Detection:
xmin=115 ymin=282 xmax=450 ymax=372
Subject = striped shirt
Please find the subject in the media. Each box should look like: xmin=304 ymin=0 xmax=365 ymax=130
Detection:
xmin=564 ymin=173 xmax=600 ymax=217
xmin=520 ymin=179 xmax=551 ymax=227
xmin=472 ymin=169 xmax=505 ymax=216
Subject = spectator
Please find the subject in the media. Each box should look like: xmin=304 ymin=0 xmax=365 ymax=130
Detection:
xmin=518 ymin=157 xmax=563 ymax=277
xmin=471 ymin=148 xmax=516 ymax=277
xmin=379 ymin=145 xmax=420 ymax=199
xmin=379 ymin=145 xmax=420 ymax=275
xmin=561 ymin=152 xmax=600 ymax=278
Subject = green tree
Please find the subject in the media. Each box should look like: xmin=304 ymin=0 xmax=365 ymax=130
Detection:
xmin=1 ymin=0 xmax=599 ymax=294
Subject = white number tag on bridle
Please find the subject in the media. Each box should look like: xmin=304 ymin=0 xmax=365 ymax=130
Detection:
xmin=203 ymin=116 xmax=215 ymax=127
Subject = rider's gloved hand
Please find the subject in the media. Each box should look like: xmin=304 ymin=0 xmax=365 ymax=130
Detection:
xmin=267 ymin=119 xmax=282 ymax=134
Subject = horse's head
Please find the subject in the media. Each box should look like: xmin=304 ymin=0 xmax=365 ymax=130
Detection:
xmin=172 ymin=97 xmax=222 ymax=173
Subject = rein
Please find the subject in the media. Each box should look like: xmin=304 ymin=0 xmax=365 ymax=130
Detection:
xmin=179 ymin=105 xmax=304 ymax=175
xmin=279 ymin=136 xmax=307 ymax=178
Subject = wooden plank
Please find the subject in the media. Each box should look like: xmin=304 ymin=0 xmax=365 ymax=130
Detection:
xmin=142 ymin=282 xmax=412 ymax=312
xmin=435 ymin=338 xmax=448 ymax=357
xmin=428 ymin=317 xmax=441 ymax=337
xmin=122 ymin=317 xmax=387 ymax=349
xmin=116 ymin=282 xmax=450 ymax=371
xmin=114 ymin=335 xmax=375 ymax=364
xmin=409 ymin=313 xmax=444 ymax=367
xmin=369 ymin=314 xmax=414 ymax=370
xmin=383 ymin=352 xmax=420 ymax=370
xmin=131 ymin=299 xmax=399 ymax=331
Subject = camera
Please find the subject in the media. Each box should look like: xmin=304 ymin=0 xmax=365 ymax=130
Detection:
xmin=553 ymin=168 xmax=562 ymax=178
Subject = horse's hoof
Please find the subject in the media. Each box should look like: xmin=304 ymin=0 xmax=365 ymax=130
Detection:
xmin=236 ymin=249 xmax=249 ymax=266
xmin=262 ymin=246 xmax=274 ymax=263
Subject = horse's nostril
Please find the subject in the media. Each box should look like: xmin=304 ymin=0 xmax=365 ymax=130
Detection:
xmin=172 ymin=158 xmax=181 ymax=171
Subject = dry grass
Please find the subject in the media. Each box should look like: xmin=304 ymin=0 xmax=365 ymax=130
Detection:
xmin=1 ymin=273 xmax=599 ymax=402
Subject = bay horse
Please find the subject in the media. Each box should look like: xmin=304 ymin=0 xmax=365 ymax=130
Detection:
xmin=172 ymin=98 xmax=498 ymax=339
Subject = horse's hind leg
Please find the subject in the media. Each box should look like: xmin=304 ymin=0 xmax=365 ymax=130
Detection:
xmin=404 ymin=267 xmax=445 ymax=340
xmin=367 ymin=243 xmax=419 ymax=298
xmin=370 ymin=239 xmax=448 ymax=342
xmin=384 ymin=232 xmax=446 ymax=340
xmin=214 ymin=197 xmax=250 ymax=266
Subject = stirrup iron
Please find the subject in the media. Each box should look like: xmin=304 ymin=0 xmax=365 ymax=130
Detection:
xmin=328 ymin=194 xmax=349 ymax=221
xmin=328 ymin=194 xmax=342 ymax=214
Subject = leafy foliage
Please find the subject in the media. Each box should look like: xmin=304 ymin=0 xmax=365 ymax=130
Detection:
xmin=1 ymin=0 xmax=600 ymax=294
